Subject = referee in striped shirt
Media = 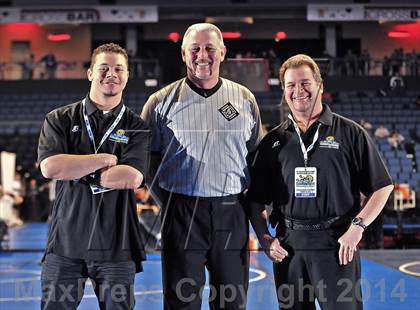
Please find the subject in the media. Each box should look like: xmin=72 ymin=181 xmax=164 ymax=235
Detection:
xmin=141 ymin=23 xmax=263 ymax=310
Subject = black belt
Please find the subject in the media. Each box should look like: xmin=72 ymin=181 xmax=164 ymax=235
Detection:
xmin=170 ymin=192 xmax=240 ymax=202
xmin=283 ymin=216 xmax=347 ymax=231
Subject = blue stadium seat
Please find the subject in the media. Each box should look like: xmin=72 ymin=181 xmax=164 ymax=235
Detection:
xmin=408 ymin=180 xmax=418 ymax=190
xmin=384 ymin=150 xmax=396 ymax=159
xmin=412 ymin=173 xmax=420 ymax=181
xmin=398 ymin=172 xmax=410 ymax=181
xmin=401 ymin=164 xmax=413 ymax=173
xmin=388 ymin=165 xmax=400 ymax=174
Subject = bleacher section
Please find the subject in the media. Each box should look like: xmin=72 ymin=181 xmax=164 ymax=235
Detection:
xmin=0 ymin=90 xmax=419 ymax=248
xmin=0 ymin=90 xmax=419 ymax=190
xmin=329 ymin=91 xmax=420 ymax=191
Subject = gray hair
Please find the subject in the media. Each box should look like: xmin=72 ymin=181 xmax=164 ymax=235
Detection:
xmin=181 ymin=23 xmax=225 ymax=49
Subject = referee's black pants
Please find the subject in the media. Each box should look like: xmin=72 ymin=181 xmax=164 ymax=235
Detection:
xmin=274 ymin=229 xmax=363 ymax=310
xmin=161 ymin=193 xmax=249 ymax=310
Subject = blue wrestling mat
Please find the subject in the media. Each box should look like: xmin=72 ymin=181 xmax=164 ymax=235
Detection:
xmin=0 ymin=223 xmax=418 ymax=309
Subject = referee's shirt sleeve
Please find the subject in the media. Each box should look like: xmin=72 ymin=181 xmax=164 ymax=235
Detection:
xmin=246 ymin=95 xmax=263 ymax=153
xmin=119 ymin=116 xmax=151 ymax=187
xmin=354 ymin=128 xmax=393 ymax=196
xmin=37 ymin=109 xmax=68 ymax=165
xmin=247 ymin=135 xmax=276 ymax=205
xmin=140 ymin=95 xmax=161 ymax=153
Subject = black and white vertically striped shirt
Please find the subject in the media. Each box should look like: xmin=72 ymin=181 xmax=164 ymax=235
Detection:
xmin=141 ymin=77 xmax=263 ymax=197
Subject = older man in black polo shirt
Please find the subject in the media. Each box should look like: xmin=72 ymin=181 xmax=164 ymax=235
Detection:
xmin=38 ymin=43 xmax=150 ymax=309
xmin=248 ymin=54 xmax=393 ymax=310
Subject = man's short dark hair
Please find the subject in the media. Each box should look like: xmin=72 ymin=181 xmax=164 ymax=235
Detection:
xmin=90 ymin=43 xmax=128 ymax=69
xmin=279 ymin=54 xmax=323 ymax=90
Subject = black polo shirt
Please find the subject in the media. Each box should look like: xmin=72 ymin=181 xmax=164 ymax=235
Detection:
xmin=38 ymin=95 xmax=150 ymax=272
xmin=247 ymin=104 xmax=392 ymax=221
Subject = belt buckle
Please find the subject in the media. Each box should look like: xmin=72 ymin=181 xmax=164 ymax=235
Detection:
xmin=285 ymin=218 xmax=293 ymax=230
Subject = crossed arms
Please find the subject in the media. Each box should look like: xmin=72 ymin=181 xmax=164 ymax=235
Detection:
xmin=40 ymin=153 xmax=143 ymax=190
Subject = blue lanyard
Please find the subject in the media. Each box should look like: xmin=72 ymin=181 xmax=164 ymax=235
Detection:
xmin=82 ymin=99 xmax=126 ymax=153
xmin=288 ymin=114 xmax=321 ymax=167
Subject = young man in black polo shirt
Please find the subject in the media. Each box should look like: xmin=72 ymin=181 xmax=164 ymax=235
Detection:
xmin=38 ymin=43 xmax=150 ymax=309
xmin=248 ymin=54 xmax=393 ymax=310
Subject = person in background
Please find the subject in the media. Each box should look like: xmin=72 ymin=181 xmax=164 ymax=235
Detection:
xmin=387 ymin=131 xmax=405 ymax=150
xmin=40 ymin=52 xmax=58 ymax=79
xmin=22 ymin=54 xmax=35 ymax=80
xmin=374 ymin=124 xmax=390 ymax=139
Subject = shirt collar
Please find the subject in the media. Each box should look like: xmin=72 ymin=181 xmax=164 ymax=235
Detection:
xmin=317 ymin=104 xmax=333 ymax=126
xmin=84 ymin=94 xmax=124 ymax=117
xmin=286 ymin=103 xmax=333 ymax=130
xmin=185 ymin=78 xmax=223 ymax=98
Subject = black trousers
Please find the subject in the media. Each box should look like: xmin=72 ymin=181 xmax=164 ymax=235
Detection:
xmin=41 ymin=253 xmax=136 ymax=310
xmin=161 ymin=193 xmax=249 ymax=310
xmin=274 ymin=229 xmax=363 ymax=310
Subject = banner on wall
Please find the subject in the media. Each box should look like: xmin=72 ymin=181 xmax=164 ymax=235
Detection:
xmin=364 ymin=7 xmax=420 ymax=21
xmin=0 ymin=6 xmax=158 ymax=24
xmin=307 ymin=4 xmax=420 ymax=21
xmin=307 ymin=4 xmax=364 ymax=21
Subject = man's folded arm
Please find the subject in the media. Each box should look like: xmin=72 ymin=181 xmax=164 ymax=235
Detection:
xmin=100 ymin=165 xmax=143 ymax=190
xmin=40 ymin=153 xmax=117 ymax=180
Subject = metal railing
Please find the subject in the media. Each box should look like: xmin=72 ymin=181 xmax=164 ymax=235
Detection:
xmin=0 ymin=58 xmax=161 ymax=80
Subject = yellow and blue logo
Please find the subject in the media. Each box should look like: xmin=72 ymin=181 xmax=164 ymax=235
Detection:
xmin=319 ymin=136 xmax=340 ymax=149
xmin=109 ymin=129 xmax=129 ymax=144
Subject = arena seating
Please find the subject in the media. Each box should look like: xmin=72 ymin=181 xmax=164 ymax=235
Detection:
xmin=329 ymin=91 xmax=420 ymax=191
xmin=1 ymin=90 xmax=420 ymax=193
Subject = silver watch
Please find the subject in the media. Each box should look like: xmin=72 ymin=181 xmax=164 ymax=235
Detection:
xmin=351 ymin=217 xmax=367 ymax=230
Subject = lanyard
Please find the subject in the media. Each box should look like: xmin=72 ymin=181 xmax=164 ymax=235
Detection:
xmin=288 ymin=114 xmax=321 ymax=167
xmin=82 ymin=99 xmax=126 ymax=153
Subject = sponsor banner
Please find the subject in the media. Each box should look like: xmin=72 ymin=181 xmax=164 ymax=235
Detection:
xmin=0 ymin=6 xmax=158 ymax=24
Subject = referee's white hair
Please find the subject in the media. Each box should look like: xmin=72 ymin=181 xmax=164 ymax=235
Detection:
xmin=181 ymin=23 xmax=225 ymax=49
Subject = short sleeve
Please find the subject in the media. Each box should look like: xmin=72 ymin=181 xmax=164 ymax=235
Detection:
xmin=140 ymin=95 xmax=161 ymax=153
xmin=246 ymin=94 xmax=264 ymax=153
xmin=118 ymin=116 xmax=151 ymax=185
xmin=354 ymin=128 xmax=393 ymax=196
xmin=37 ymin=110 xmax=68 ymax=165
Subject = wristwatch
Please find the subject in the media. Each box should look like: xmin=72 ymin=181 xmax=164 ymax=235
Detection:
xmin=351 ymin=217 xmax=367 ymax=230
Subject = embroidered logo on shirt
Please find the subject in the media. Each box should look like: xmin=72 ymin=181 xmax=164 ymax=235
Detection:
xmin=71 ymin=125 xmax=80 ymax=132
xmin=319 ymin=136 xmax=340 ymax=149
xmin=219 ymin=102 xmax=239 ymax=121
xmin=272 ymin=141 xmax=281 ymax=148
xmin=109 ymin=130 xmax=129 ymax=144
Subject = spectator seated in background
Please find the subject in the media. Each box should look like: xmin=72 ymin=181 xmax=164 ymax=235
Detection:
xmin=388 ymin=131 xmax=405 ymax=150
xmin=360 ymin=119 xmax=373 ymax=131
xmin=374 ymin=124 xmax=390 ymax=139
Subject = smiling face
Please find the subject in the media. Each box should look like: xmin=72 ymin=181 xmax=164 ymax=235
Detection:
xmin=181 ymin=29 xmax=226 ymax=89
xmin=283 ymin=64 xmax=323 ymax=120
xmin=87 ymin=52 xmax=129 ymax=103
